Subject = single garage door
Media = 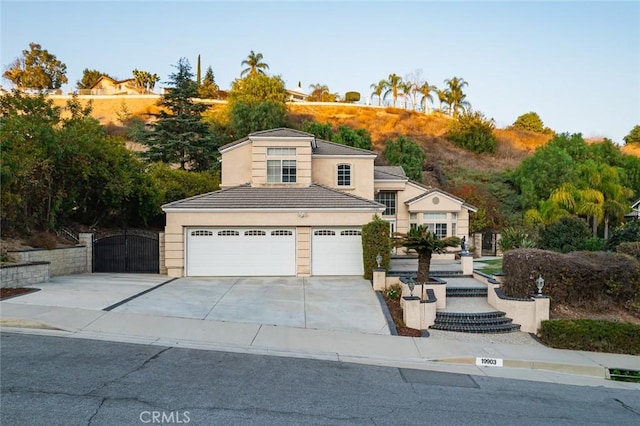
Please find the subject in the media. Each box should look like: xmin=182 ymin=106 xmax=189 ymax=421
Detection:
xmin=312 ymin=228 xmax=363 ymax=276
xmin=186 ymin=228 xmax=296 ymax=276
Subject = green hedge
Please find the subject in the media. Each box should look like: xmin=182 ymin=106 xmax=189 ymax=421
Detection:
xmin=539 ymin=320 xmax=640 ymax=355
xmin=362 ymin=216 xmax=391 ymax=280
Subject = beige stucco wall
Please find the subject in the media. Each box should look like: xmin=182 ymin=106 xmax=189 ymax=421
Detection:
xmin=312 ymin=157 xmax=375 ymax=199
xmin=220 ymin=142 xmax=252 ymax=187
xmin=164 ymin=210 xmax=380 ymax=277
xmin=251 ymin=139 xmax=312 ymax=187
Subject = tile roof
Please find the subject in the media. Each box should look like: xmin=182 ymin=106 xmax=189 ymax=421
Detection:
xmin=218 ymin=128 xmax=376 ymax=156
xmin=162 ymin=184 xmax=385 ymax=211
xmin=374 ymin=166 xmax=407 ymax=181
xmin=313 ymin=139 xmax=376 ymax=156
xmin=249 ymin=128 xmax=314 ymax=138
xmin=404 ymin=186 xmax=478 ymax=212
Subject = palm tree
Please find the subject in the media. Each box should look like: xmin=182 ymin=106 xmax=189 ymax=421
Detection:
xmin=400 ymin=80 xmax=414 ymax=109
xmin=436 ymin=88 xmax=448 ymax=113
xmin=525 ymin=198 xmax=571 ymax=227
xmin=395 ymin=225 xmax=460 ymax=283
xmin=240 ymin=50 xmax=269 ymax=77
xmin=308 ymin=83 xmax=335 ymax=102
xmin=382 ymin=73 xmax=402 ymax=108
xmin=444 ymin=76 xmax=470 ymax=119
xmin=370 ymin=79 xmax=386 ymax=106
xmin=418 ymin=81 xmax=437 ymax=113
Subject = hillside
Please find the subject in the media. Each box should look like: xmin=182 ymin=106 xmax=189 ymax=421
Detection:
xmin=48 ymin=96 xmax=563 ymax=183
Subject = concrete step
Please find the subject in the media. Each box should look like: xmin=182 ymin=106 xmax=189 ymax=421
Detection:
xmin=431 ymin=311 xmax=521 ymax=333
xmin=446 ymin=287 xmax=488 ymax=297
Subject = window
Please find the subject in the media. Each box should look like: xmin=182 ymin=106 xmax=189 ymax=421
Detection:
xmin=267 ymin=148 xmax=297 ymax=183
xmin=314 ymin=230 xmax=335 ymax=236
xmin=451 ymin=213 xmax=457 ymax=237
xmin=422 ymin=212 xmax=452 ymax=238
xmin=218 ymin=230 xmax=239 ymax=236
xmin=271 ymin=230 xmax=293 ymax=236
xmin=409 ymin=213 xmax=417 ymax=230
xmin=245 ymin=230 xmax=266 ymax=236
xmin=337 ymin=164 xmax=351 ymax=186
xmin=340 ymin=230 xmax=361 ymax=236
xmin=191 ymin=230 xmax=213 ymax=236
xmin=375 ymin=192 xmax=396 ymax=216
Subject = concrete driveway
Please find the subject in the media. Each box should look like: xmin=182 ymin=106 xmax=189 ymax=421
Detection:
xmin=3 ymin=274 xmax=390 ymax=335
xmin=113 ymin=276 xmax=391 ymax=335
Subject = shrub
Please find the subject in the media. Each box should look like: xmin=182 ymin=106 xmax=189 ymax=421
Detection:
xmin=501 ymin=249 xmax=640 ymax=308
xmin=362 ymin=216 xmax=392 ymax=280
xmin=447 ymin=110 xmax=497 ymax=154
xmin=582 ymin=236 xmax=605 ymax=252
xmin=384 ymin=283 xmax=402 ymax=300
xmin=511 ymin=111 xmax=553 ymax=134
xmin=382 ymin=135 xmax=426 ymax=181
xmin=623 ymin=125 xmax=640 ymax=145
xmin=617 ymin=242 xmax=640 ymax=261
xmin=606 ymin=221 xmax=640 ymax=250
xmin=344 ymin=91 xmax=360 ymax=103
xmin=539 ymin=320 xmax=640 ymax=355
xmin=499 ymin=227 xmax=535 ymax=252
xmin=538 ymin=216 xmax=591 ymax=253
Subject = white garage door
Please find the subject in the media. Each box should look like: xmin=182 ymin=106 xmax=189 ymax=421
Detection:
xmin=186 ymin=228 xmax=296 ymax=276
xmin=312 ymin=228 xmax=363 ymax=276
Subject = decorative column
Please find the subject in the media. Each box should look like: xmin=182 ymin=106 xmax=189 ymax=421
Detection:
xmin=373 ymin=268 xmax=386 ymax=291
xmin=78 ymin=233 xmax=94 ymax=273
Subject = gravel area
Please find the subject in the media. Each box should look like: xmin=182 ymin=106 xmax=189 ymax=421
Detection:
xmin=425 ymin=329 xmax=544 ymax=346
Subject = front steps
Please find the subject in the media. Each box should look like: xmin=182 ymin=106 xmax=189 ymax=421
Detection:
xmin=430 ymin=311 xmax=521 ymax=333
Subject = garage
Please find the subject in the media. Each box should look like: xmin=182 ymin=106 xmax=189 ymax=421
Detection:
xmin=186 ymin=228 xmax=296 ymax=276
xmin=311 ymin=228 xmax=364 ymax=276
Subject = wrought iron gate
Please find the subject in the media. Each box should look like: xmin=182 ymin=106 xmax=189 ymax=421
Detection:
xmin=482 ymin=232 xmax=497 ymax=256
xmin=93 ymin=233 xmax=159 ymax=273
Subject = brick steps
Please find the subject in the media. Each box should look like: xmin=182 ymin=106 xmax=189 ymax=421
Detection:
xmin=430 ymin=311 xmax=521 ymax=333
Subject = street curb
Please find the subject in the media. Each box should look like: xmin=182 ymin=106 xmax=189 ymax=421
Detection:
xmin=432 ymin=356 xmax=607 ymax=378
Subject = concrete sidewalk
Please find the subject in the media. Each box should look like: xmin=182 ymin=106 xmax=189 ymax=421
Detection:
xmin=1 ymin=300 xmax=639 ymax=390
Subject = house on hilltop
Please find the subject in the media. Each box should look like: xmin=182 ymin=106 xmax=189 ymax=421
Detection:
xmin=162 ymin=128 xmax=476 ymax=277
xmin=89 ymin=76 xmax=140 ymax=95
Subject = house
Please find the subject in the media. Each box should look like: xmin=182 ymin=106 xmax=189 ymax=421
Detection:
xmin=162 ymin=128 xmax=477 ymax=277
xmin=285 ymin=83 xmax=307 ymax=102
xmin=89 ymin=76 xmax=140 ymax=95
xmin=625 ymin=197 xmax=640 ymax=220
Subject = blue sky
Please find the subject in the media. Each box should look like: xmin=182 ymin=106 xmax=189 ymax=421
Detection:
xmin=2 ymin=1 xmax=639 ymax=143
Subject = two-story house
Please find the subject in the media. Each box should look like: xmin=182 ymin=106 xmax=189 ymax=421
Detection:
xmin=89 ymin=76 xmax=140 ymax=95
xmin=162 ymin=128 xmax=476 ymax=277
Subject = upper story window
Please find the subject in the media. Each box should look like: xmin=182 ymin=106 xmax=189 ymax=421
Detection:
xmin=337 ymin=164 xmax=351 ymax=186
xmin=267 ymin=147 xmax=296 ymax=183
xmin=375 ymin=191 xmax=396 ymax=216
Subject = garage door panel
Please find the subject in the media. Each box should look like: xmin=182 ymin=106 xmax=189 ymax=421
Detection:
xmin=187 ymin=228 xmax=295 ymax=276
xmin=312 ymin=228 xmax=363 ymax=276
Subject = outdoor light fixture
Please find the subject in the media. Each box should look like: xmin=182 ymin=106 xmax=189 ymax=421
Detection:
xmin=408 ymin=281 xmax=415 ymax=297
xmin=535 ymin=275 xmax=545 ymax=295
xmin=376 ymin=253 xmax=382 ymax=268
xmin=297 ymin=211 xmax=306 ymax=218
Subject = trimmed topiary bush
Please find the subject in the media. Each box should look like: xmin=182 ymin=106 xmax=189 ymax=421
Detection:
xmin=502 ymin=249 xmax=640 ymax=308
xmin=539 ymin=319 xmax=640 ymax=355
xmin=362 ymin=216 xmax=391 ymax=280
xmin=538 ymin=216 xmax=591 ymax=253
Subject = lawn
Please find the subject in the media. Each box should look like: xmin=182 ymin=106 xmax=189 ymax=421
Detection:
xmin=474 ymin=258 xmax=503 ymax=275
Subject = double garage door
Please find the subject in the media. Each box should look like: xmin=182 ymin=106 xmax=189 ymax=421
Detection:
xmin=185 ymin=227 xmax=363 ymax=276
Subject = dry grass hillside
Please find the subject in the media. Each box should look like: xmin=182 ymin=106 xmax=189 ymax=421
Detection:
xmin=52 ymin=96 xmax=640 ymax=182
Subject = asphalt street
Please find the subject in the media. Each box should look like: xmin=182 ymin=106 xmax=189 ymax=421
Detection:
xmin=1 ymin=332 xmax=639 ymax=426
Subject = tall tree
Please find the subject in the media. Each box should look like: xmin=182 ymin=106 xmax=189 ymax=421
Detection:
xmin=418 ymin=81 xmax=436 ymax=113
xmin=198 ymin=66 xmax=219 ymax=99
xmin=196 ymin=54 xmax=201 ymax=86
xmin=240 ymin=50 xmax=269 ymax=77
xmin=226 ymin=73 xmax=288 ymax=137
xmin=132 ymin=69 xmax=160 ymax=94
xmin=444 ymin=76 xmax=470 ymax=119
xmin=3 ymin=42 xmax=68 ymax=91
xmin=76 ymin=69 xmax=111 ymax=90
xmin=382 ymin=73 xmax=402 ymax=108
xmin=395 ymin=225 xmax=460 ymax=282
xmin=307 ymin=83 xmax=337 ymax=102
xmin=370 ymin=79 xmax=386 ymax=106
xmin=133 ymin=58 xmax=220 ymax=171
xmin=623 ymin=125 xmax=640 ymax=145
xmin=400 ymin=80 xmax=414 ymax=109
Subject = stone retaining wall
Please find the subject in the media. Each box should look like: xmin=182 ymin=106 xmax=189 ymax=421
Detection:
xmin=0 ymin=262 xmax=50 ymax=288
xmin=8 ymin=245 xmax=89 ymax=277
